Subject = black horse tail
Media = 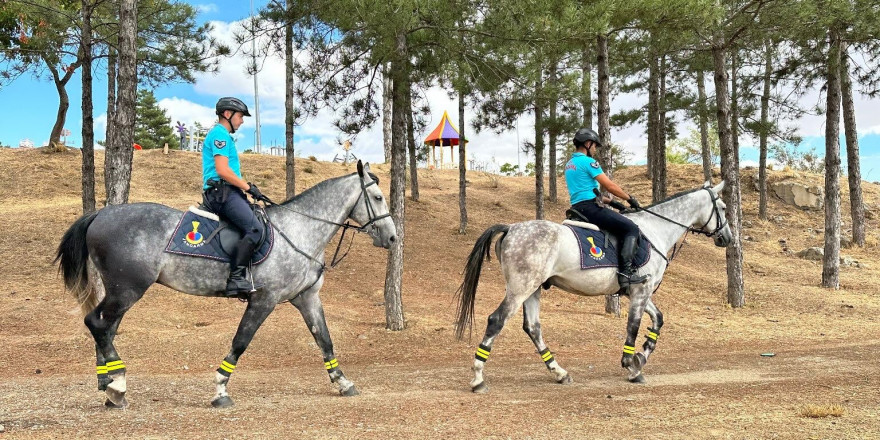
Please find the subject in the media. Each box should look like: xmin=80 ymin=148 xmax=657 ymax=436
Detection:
xmin=454 ymin=224 xmax=510 ymax=340
xmin=55 ymin=210 xmax=101 ymax=316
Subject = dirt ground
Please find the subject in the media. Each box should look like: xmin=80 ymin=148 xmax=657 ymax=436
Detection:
xmin=1 ymin=148 xmax=879 ymax=439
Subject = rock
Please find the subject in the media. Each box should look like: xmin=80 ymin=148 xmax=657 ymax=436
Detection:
xmin=840 ymin=256 xmax=858 ymax=267
xmin=744 ymin=235 xmax=755 ymax=242
xmin=743 ymin=220 xmax=753 ymax=228
xmin=796 ymin=247 xmax=824 ymax=260
xmin=772 ymin=181 xmax=824 ymax=210
xmin=865 ymin=209 xmax=875 ymax=220
xmin=0 ymin=424 xmax=5 ymax=432
xmin=840 ymin=236 xmax=853 ymax=249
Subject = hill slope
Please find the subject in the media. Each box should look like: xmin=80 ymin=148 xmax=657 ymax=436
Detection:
xmin=1 ymin=148 xmax=879 ymax=438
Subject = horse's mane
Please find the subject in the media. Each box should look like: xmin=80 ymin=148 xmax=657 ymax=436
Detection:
xmin=642 ymin=187 xmax=704 ymax=209
xmin=279 ymin=172 xmax=380 ymax=205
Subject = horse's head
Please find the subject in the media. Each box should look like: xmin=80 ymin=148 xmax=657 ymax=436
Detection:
xmin=349 ymin=161 xmax=397 ymax=249
xmin=697 ymin=181 xmax=734 ymax=247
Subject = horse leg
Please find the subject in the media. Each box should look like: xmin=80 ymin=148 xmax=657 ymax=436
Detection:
xmin=84 ymin=288 xmax=144 ymax=409
xmin=640 ymin=299 xmax=664 ymax=363
xmin=620 ymin=287 xmax=650 ymax=383
xmin=289 ymin=283 xmax=358 ymax=396
xmin=522 ymin=289 xmax=571 ymax=384
xmin=471 ymin=290 xmax=531 ymax=393
xmin=211 ymin=294 xmax=276 ymax=408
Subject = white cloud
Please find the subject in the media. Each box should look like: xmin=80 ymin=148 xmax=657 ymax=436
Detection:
xmin=195 ymin=3 xmax=218 ymax=14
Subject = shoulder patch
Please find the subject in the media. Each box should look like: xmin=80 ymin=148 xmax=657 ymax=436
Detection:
xmin=214 ymin=139 xmax=226 ymax=149
xmin=590 ymin=161 xmax=600 ymax=169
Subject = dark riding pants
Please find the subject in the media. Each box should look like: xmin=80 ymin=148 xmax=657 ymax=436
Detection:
xmin=204 ymin=186 xmax=263 ymax=267
xmin=571 ymin=199 xmax=640 ymax=244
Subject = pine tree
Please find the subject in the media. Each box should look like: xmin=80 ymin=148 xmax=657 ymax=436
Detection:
xmin=134 ymin=89 xmax=178 ymax=150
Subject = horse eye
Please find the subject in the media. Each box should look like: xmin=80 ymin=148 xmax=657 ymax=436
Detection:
xmin=374 ymin=195 xmax=382 ymax=201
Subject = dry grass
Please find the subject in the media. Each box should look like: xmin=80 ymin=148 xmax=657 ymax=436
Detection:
xmin=2 ymin=150 xmax=880 ymax=439
xmin=800 ymin=404 xmax=845 ymax=418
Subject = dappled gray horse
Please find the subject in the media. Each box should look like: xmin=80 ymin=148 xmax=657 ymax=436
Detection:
xmin=56 ymin=161 xmax=396 ymax=408
xmin=455 ymin=182 xmax=733 ymax=392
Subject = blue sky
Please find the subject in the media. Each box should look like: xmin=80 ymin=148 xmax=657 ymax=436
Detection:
xmin=2 ymin=0 xmax=880 ymax=179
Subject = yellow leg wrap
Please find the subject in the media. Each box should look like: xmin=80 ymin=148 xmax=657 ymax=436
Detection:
xmin=622 ymin=345 xmax=636 ymax=355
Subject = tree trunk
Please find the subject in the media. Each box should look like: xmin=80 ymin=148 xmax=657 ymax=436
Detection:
xmin=285 ymin=8 xmax=296 ymax=198
xmin=406 ymin=83 xmax=419 ymax=201
xmin=758 ymin=42 xmax=772 ymax=220
xmin=822 ymin=31 xmax=842 ymax=289
xmin=104 ymin=0 xmax=137 ymax=205
xmin=548 ymin=61 xmax=558 ymax=203
xmin=596 ymin=34 xmax=612 ymax=179
xmin=647 ymin=56 xmax=661 ymax=200
xmin=731 ymin=49 xmax=740 ymax=191
xmin=106 ymin=47 xmax=117 ymax=143
xmin=597 ymin=33 xmax=618 ymax=316
xmin=581 ymin=46 xmax=593 ymax=128
xmin=458 ymin=90 xmax=468 ymax=233
xmin=382 ymin=62 xmax=393 ymax=164
xmin=44 ymin=56 xmax=78 ymax=149
xmin=656 ymin=55 xmax=668 ymax=201
xmin=697 ymin=70 xmax=712 ymax=182
xmin=81 ymin=0 xmax=96 ymax=213
xmin=383 ymin=32 xmax=408 ymax=331
xmin=712 ymin=43 xmax=745 ymax=308
xmin=534 ymin=76 xmax=545 ymax=220
xmin=840 ymin=48 xmax=865 ymax=247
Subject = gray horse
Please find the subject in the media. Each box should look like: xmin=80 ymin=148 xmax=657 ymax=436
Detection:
xmin=56 ymin=161 xmax=396 ymax=408
xmin=454 ymin=181 xmax=733 ymax=392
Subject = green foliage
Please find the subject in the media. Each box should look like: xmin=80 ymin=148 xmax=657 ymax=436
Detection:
xmin=666 ymin=126 xmax=720 ymax=166
xmin=500 ymin=163 xmax=519 ymax=176
xmin=135 ymin=89 xmax=178 ymax=150
xmin=770 ymin=143 xmax=825 ymax=174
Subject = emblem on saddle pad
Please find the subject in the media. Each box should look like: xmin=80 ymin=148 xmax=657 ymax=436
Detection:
xmin=586 ymin=236 xmax=604 ymax=260
xmin=184 ymin=221 xmax=205 ymax=247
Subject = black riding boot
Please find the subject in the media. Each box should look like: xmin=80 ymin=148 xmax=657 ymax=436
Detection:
xmin=617 ymin=235 xmax=648 ymax=288
xmin=225 ymin=239 xmax=265 ymax=297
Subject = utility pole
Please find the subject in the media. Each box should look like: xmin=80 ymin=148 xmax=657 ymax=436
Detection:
xmin=251 ymin=0 xmax=262 ymax=153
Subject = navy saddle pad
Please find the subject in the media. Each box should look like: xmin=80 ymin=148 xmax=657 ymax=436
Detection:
xmin=564 ymin=223 xmax=650 ymax=270
xmin=164 ymin=207 xmax=274 ymax=264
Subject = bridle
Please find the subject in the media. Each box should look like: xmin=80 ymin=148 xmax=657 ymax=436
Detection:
xmin=637 ymin=188 xmax=728 ymax=239
xmin=261 ymin=173 xmax=391 ymax=269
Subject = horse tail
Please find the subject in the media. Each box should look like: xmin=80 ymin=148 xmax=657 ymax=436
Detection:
xmin=454 ymin=224 xmax=510 ymax=340
xmin=55 ymin=210 xmax=102 ymax=316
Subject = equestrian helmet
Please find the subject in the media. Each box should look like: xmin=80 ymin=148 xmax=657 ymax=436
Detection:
xmin=215 ymin=97 xmax=251 ymax=117
xmin=573 ymin=128 xmax=602 ymax=148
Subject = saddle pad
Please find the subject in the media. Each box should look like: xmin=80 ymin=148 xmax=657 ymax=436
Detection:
xmin=164 ymin=207 xmax=274 ymax=264
xmin=565 ymin=224 xmax=650 ymax=270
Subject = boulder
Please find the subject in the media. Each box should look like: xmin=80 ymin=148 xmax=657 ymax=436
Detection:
xmin=796 ymin=247 xmax=823 ymax=260
xmin=772 ymin=181 xmax=823 ymax=210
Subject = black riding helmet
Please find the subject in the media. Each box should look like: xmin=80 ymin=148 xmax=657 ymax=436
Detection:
xmin=573 ymin=128 xmax=602 ymax=148
xmin=216 ymin=97 xmax=252 ymax=117
xmin=215 ymin=97 xmax=250 ymax=133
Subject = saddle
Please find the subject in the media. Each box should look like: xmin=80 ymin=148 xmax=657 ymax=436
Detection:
xmin=163 ymin=206 xmax=274 ymax=264
xmin=561 ymin=209 xmax=650 ymax=271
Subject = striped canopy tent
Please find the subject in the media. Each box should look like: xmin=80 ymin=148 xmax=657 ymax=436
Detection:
xmin=424 ymin=111 xmax=468 ymax=169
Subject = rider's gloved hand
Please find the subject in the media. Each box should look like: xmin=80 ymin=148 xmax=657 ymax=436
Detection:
xmin=246 ymin=182 xmax=267 ymax=201
xmin=627 ymin=196 xmax=641 ymax=209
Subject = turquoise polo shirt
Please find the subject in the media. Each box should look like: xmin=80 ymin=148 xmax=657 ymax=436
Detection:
xmin=202 ymin=124 xmax=242 ymax=189
xmin=564 ymin=152 xmax=604 ymax=204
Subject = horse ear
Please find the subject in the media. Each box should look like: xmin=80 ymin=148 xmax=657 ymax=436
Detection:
xmin=712 ymin=181 xmax=726 ymax=195
xmin=357 ymin=160 xmax=364 ymax=177
xmin=363 ymin=162 xmax=371 ymax=174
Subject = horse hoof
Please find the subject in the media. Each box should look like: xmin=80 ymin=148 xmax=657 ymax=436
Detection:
xmin=628 ymin=373 xmax=646 ymax=384
xmin=104 ymin=397 xmax=128 ymax=409
xmin=633 ymin=353 xmax=646 ymax=370
xmin=340 ymin=385 xmax=360 ymax=397
xmin=472 ymin=382 xmax=489 ymax=394
xmin=557 ymin=374 xmax=573 ymax=385
xmin=211 ymin=396 xmax=235 ymax=408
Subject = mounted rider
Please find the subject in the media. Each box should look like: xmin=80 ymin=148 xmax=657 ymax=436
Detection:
xmin=564 ymin=128 xmax=647 ymax=288
xmin=202 ymin=97 xmax=269 ymax=297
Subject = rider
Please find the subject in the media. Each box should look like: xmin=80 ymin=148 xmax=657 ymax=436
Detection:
xmin=202 ymin=97 xmax=268 ymax=297
xmin=564 ymin=128 xmax=647 ymax=289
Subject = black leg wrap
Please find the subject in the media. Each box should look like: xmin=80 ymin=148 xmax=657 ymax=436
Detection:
xmin=539 ymin=348 xmax=555 ymax=366
xmin=475 ymin=344 xmax=491 ymax=362
xmin=217 ymin=358 xmax=236 ymax=377
xmin=324 ymin=357 xmax=340 ymax=375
